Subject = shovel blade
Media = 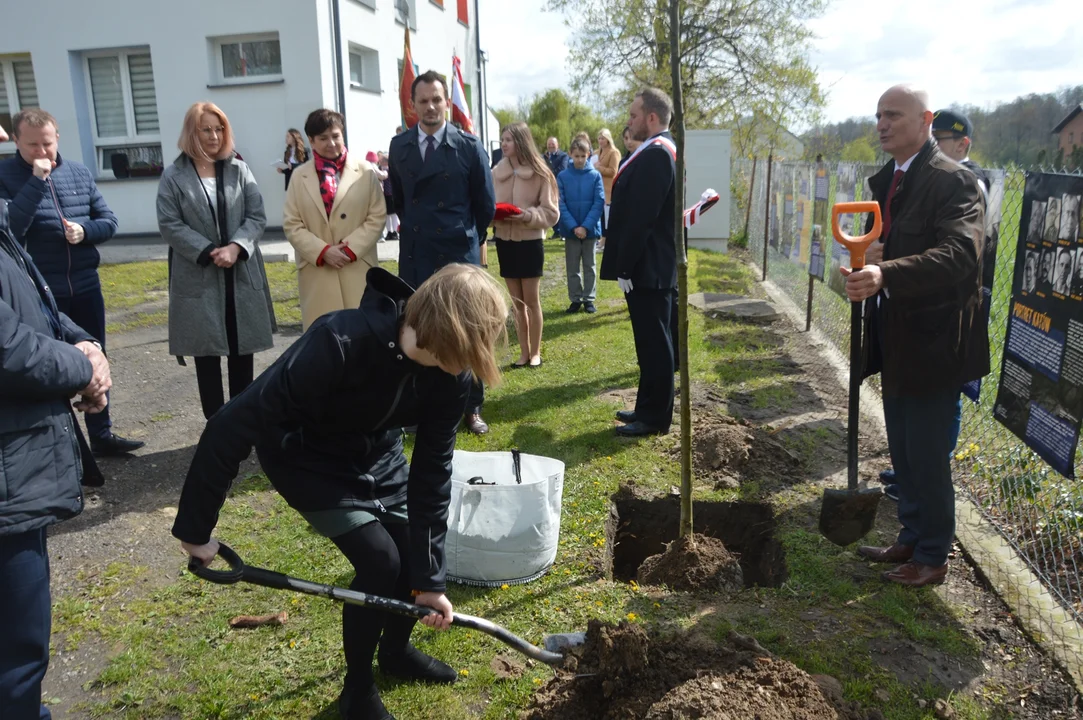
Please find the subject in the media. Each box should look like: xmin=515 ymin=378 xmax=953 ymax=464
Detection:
xmin=542 ymin=632 xmax=586 ymax=655
xmin=819 ymin=486 xmax=883 ymax=547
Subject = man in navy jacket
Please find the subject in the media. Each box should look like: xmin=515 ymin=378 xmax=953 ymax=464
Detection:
xmin=389 ymin=71 xmax=496 ymax=434
xmin=0 ymin=109 xmax=142 ymax=455
xmin=601 ymin=88 xmax=679 ymax=437
xmin=0 ymin=198 xmax=112 ymax=718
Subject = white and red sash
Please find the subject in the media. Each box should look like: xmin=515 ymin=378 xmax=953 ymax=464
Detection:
xmin=683 ymin=190 xmax=720 ymax=229
xmin=612 ymin=133 xmax=677 ymax=186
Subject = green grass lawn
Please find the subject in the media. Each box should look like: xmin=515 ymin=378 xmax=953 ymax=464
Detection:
xmin=76 ymin=244 xmax=998 ymax=719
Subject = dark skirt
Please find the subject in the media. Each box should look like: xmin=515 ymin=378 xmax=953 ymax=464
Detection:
xmin=384 ymin=194 xmax=395 ymax=215
xmin=494 ymin=238 xmax=544 ymax=279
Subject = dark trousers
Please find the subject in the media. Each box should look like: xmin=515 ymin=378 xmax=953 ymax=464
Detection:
xmin=54 ymin=290 xmax=111 ymax=440
xmin=882 ymin=389 xmax=962 ymax=567
xmin=331 ymin=521 xmax=418 ymax=689
xmin=194 ymin=355 xmax=254 ymax=420
xmin=626 ymin=288 xmax=676 ymax=430
xmin=467 ymin=381 xmax=484 ymax=416
xmin=0 ymin=528 xmax=52 ymax=720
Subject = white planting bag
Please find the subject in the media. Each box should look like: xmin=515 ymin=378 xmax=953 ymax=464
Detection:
xmin=445 ymin=449 xmax=565 ymax=586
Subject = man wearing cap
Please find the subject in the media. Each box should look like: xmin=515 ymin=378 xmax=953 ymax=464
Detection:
xmin=931 ymin=110 xmax=989 ymax=197
xmin=843 ymin=84 xmax=987 ymax=588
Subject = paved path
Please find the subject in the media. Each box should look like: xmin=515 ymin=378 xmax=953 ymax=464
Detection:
xmin=98 ymin=230 xmax=400 ymax=265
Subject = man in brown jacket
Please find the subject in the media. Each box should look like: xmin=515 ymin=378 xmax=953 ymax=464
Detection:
xmin=842 ymin=84 xmax=988 ymax=588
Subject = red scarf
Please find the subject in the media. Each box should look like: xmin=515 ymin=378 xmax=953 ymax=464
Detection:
xmin=314 ymin=149 xmax=348 ymax=217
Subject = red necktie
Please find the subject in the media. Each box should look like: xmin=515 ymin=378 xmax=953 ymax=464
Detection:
xmin=882 ymin=169 xmax=904 ymax=240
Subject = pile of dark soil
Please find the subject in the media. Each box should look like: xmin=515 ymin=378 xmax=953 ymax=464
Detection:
xmin=679 ymin=414 xmax=801 ymax=490
xmin=524 ymin=621 xmax=881 ymax=720
xmin=637 ymin=534 xmax=744 ymax=592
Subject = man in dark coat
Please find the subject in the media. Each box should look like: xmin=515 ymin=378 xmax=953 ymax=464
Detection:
xmin=845 ymin=85 xmax=988 ymax=588
xmin=601 ymin=87 xmax=678 ymax=437
xmin=878 ymin=108 xmax=994 ymax=499
xmin=0 ymin=198 xmax=111 ymax=718
xmin=389 ymin=71 xmax=496 ymax=434
xmin=0 ymin=108 xmax=143 ymax=456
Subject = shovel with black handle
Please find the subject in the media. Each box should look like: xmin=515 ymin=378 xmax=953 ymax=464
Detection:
xmin=188 ymin=543 xmax=573 ymax=666
xmin=818 ymin=201 xmax=885 ymax=547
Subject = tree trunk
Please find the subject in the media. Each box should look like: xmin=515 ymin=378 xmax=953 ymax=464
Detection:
xmin=670 ymin=0 xmax=692 ymax=540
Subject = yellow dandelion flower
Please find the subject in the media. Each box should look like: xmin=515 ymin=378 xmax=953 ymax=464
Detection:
xmin=460 ymin=669 xmax=470 ymax=676
xmin=534 ymin=678 xmax=543 ymax=685
xmin=500 ymin=583 xmax=509 ymax=590
xmin=626 ymin=612 xmax=637 ymax=621
xmin=289 ymin=640 xmax=296 ymax=648
xmin=653 ymin=602 xmax=661 ymax=608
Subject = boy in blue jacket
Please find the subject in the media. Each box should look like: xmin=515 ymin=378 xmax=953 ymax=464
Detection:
xmin=556 ymin=139 xmax=605 ymax=313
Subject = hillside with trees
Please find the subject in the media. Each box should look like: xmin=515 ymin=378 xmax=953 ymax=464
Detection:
xmin=802 ymin=86 xmax=1083 ymax=169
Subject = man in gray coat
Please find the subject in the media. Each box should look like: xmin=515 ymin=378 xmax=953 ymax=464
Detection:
xmin=0 ymin=199 xmax=112 ymax=718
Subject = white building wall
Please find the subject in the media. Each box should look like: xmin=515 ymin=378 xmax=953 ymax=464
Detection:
xmin=0 ymin=0 xmax=485 ymax=235
xmin=337 ymin=0 xmax=477 ymax=156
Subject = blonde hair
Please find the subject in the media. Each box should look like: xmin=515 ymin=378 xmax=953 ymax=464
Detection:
xmin=405 ymin=264 xmax=509 ymax=387
xmin=597 ymin=128 xmax=615 ymax=149
xmin=178 ymin=102 xmax=235 ymax=161
xmin=501 ymin=122 xmax=556 ymax=190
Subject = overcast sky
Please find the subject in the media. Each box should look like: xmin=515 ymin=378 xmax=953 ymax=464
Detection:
xmin=479 ymin=0 xmax=1083 ymax=126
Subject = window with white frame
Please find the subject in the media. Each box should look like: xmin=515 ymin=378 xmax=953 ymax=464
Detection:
xmin=84 ymin=49 xmax=162 ymax=177
xmin=348 ymin=45 xmax=380 ymax=93
xmin=212 ymin=33 xmax=282 ymax=84
xmin=395 ymin=0 xmax=418 ymax=30
xmin=0 ymin=56 xmax=39 ymax=144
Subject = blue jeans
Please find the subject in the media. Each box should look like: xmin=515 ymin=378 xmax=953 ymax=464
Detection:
xmin=0 ymin=528 xmax=52 ymax=719
xmin=882 ymin=390 xmax=962 ymax=567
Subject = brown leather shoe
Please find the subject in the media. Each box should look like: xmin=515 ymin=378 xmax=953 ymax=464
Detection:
xmin=882 ymin=561 xmax=948 ymax=587
xmin=463 ymin=413 xmax=489 ymax=435
xmin=856 ymin=543 xmax=914 ymax=563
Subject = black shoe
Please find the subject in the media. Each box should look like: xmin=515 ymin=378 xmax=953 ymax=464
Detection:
xmin=90 ymin=433 xmax=145 ymax=456
xmin=884 ymin=484 xmax=900 ymax=502
xmin=616 ymin=409 xmax=636 ymax=424
xmin=615 ymin=421 xmax=667 ymax=437
xmin=566 ymin=302 xmax=582 ymax=314
xmin=339 ymin=680 xmax=394 ymax=720
xmin=463 ymin=413 xmax=490 ymax=435
xmin=584 ymin=302 xmax=597 ymax=313
xmin=879 ymin=468 xmax=896 ymax=484
xmin=378 ymin=645 xmax=457 ymax=685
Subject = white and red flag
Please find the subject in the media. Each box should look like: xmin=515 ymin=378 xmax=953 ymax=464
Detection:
xmin=450 ymin=55 xmax=474 ymax=134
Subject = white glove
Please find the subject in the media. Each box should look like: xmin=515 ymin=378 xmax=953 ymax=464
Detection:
xmin=618 ymin=277 xmax=634 ymax=293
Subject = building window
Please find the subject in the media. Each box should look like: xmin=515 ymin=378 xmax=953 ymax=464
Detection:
xmin=457 ymin=0 xmax=469 ymax=25
xmin=212 ymin=33 xmax=282 ymax=84
xmin=0 ymin=56 xmax=39 ymax=143
xmin=395 ymin=0 xmax=418 ymax=30
xmin=83 ymin=49 xmax=162 ymax=177
xmin=348 ymin=45 xmax=381 ymax=93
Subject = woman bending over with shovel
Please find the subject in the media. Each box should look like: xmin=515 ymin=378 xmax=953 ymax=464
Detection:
xmin=172 ymin=264 xmax=507 ymax=720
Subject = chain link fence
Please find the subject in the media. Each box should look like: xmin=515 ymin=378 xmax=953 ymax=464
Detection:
xmin=732 ymin=156 xmax=1083 ymax=651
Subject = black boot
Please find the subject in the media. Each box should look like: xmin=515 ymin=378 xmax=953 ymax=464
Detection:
xmin=378 ymin=644 xmax=457 ymax=684
xmin=338 ymin=679 xmax=395 ymax=720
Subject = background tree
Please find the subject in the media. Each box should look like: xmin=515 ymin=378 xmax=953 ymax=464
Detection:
xmin=548 ymin=0 xmax=828 ymax=151
xmin=493 ymin=89 xmax=615 ymax=151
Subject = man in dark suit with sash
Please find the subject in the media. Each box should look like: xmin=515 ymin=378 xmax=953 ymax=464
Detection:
xmin=389 ymin=70 xmax=496 ymax=434
xmin=601 ymin=88 xmax=678 ymax=437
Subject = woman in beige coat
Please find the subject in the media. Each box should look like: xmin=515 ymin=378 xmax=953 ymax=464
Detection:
xmin=492 ymin=122 xmax=559 ymax=367
xmin=595 ymin=128 xmax=621 ymax=251
xmin=283 ymin=109 xmax=386 ymax=329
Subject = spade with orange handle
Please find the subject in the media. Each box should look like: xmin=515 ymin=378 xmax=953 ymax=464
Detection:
xmin=818 ymin=202 xmax=885 ymax=547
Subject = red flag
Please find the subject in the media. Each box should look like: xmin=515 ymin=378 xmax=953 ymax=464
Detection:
xmin=450 ymin=55 xmax=474 ymax=134
xmin=399 ymin=26 xmax=418 ymax=129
